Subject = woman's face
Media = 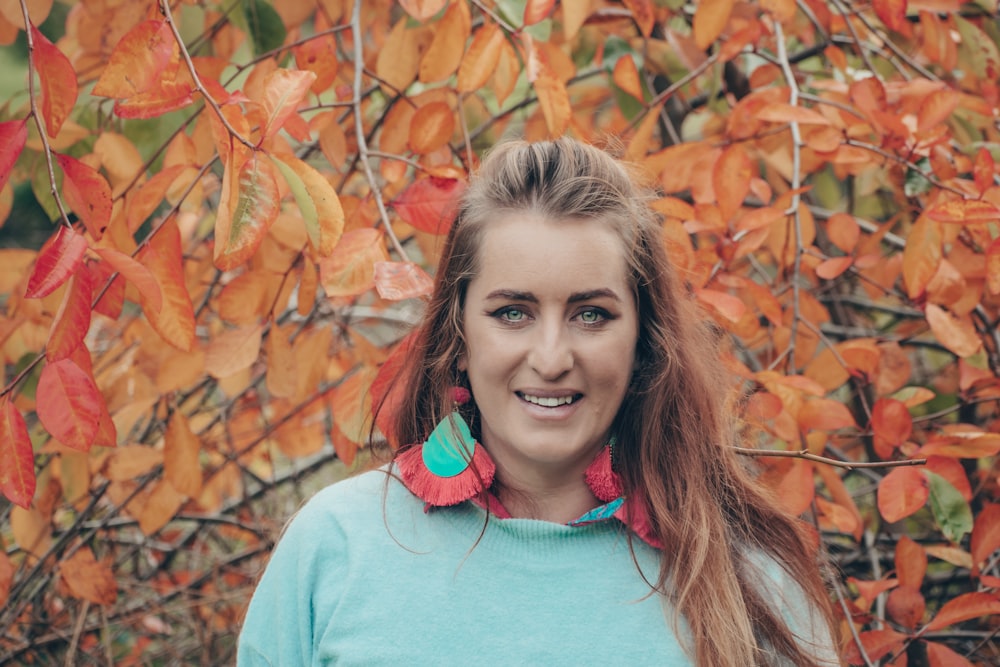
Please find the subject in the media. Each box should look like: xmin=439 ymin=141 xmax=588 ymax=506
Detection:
xmin=459 ymin=213 xmax=639 ymax=484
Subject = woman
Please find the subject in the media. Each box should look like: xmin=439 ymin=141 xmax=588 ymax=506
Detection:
xmin=238 ymin=138 xmax=840 ymax=666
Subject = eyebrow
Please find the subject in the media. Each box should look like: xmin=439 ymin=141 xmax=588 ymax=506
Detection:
xmin=483 ymin=288 xmax=623 ymax=303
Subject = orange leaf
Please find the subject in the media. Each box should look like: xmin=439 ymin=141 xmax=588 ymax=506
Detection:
xmin=399 ymin=0 xmax=447 ymax=21
xmin=113 ymin=79 xmax=194 ymax=120
xmin=92 ymin=20 xmax=175 ymax=99
xmin=872 ymin=0 xmax=908 ymax=32
xmin=137 ymin=218 xmax=196 ymax=351
xmin=457 ymin=22 xmax=504 ymax=93
xmin=0 ymin=397 xmax=35 ymax=509
xmin=973 ymin=147 xmax=994 ymax=195
xmin=734 ymin=206 xmax=784 ymax=233
xmin=0 ymin=0 xmax=52 ymax=30
xmin=215 ymin=154 xmax=281 ymax=271
xmin=420 ymin=0 xmax=470 ymax=83
xmin=902 ymin=215 xmax=942 ymax=299
xmin=60 ymin=547 xmax=117 ymax=605
xmin=103 ymin=445 xmax=162 ymax=482
xmin=409 ymin=101 xmax=455 ymax=155
xmin=895 ymin=535 xmax=927 ymax=588
xmin=926 ymin=198 xmax=1000 ymax=224
xmin=370 ymin=332 xmax=417 ymax=448
xmin=330 ymin=366 xmax=377 ymax=445
xmin=622 ymin=0 xmax=655 ymax=37
xmin=925 ymin=592 xmax=1000 ymax=632
xmin=694 ymin=288 xmax=746 ymax=323
xmin=524 ymin=0 xmax=555 ymax=24
xmin=218 ymin=271 xmax=267 ymax=324
xmin=917 ymin=432 xmax=1000 ymax=459
xmin=54 ymin=153 xmax=112 ymax=240
xmin=971 ymin=504 xmax=1000 ymax=572
xmin=391 ymin=176 xmax=465 ymax=235
xmin=871 ymin=398 xmax=912 ymax=459
xmin=612 ymin=55 xmax=643 ymax=101
xmin=86 ymin=257 xmax=124 ymax=320
xmin=713 ymin=146 xmax=751 ymax=222
xmin=125 ymin=164 xmax=186 ymax=233
xmin=886 ymin=585 xmax=925 ymax=628
xmin=266 ymin=324 xmax=298 ymax=399
xmin=139 ymin=479 xmax=184 ymax=536
xmin=692 ymin=0 xmax=735 ymax=49
xmin=164 ymin=411 xmax=202 ymax=498
xmin=92 ymin=246 xmax=163 ymax=313
xmin=756 ymin=103 xmax=832 ymax=125
xmin=917 ymin=88 xmax=959 ymax=133
xmin=205 ymin=324 xmax=264 ymax=379
xmin=318 ymin=228 xmax=389 ymax=297
xmin=815 ymin=256 xmax=853 ymax=279
xmin=293 ymin=29 xmax=338 ymax=95
xmin=36 ymin=358 xmax=102 ymax=451
xmin=651 ymin=197 xmax=696 ymax=220
xmin=260 ymin=68 xmax=317 ymax=140
xmin=374 ymin=261 xmax=434 ymax=300
xmin=925 ymin=304 xmax=982 ymax=358
xmin=534 ymin=72 xmax=571 ymax=137
xmin=24 ymin=225 xmax=87 ymax=298
xmin=797 ymin=398 xmax=857 ymax=431
xmin=45 ymin=270 xmax=93 ymax=361
xmin=30 ymin=22 xmax=77 ymax=138
xmin=561 ymin=0 xmax=592 ymax=38
xmin=878 ymin=467 xmax=929 ymax=523
xmin=0 ymin=119 xmax=27 ymax=192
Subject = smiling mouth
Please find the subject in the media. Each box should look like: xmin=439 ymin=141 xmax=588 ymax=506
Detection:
xmin=518 ymin=393 xmax=581 ymax=407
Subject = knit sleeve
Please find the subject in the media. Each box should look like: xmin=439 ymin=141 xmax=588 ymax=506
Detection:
xmin=237 ymin=488 xmax=348 ymax=667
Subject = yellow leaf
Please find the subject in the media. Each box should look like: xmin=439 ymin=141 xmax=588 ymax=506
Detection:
xmin=270 ymin=153 xmax=345 ymax=257
xmin=266 ymin=324 xmax=298 ymax=398
xmin=139 ymin=479 xmax=185 ymax=536
xmin=561 ymin=0 xmax=592 ymax=39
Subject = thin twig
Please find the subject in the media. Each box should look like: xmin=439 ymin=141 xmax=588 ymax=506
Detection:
xmin=733 ymin=446 xmax=927 ymax=469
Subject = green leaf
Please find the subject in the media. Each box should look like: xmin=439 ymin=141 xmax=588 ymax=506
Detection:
xmin=904 ymin=157 xmax=933 ymax=197
xmin=242 ymin=0 xmax=286 ymax=56
xmin=926 ymin=471 xmax=973 ymax=544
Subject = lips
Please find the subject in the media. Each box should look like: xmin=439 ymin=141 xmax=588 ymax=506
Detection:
xmin=517 ymin=392 xmax=581 ymax=407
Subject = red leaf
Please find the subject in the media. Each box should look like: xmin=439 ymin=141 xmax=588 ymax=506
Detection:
xmin=878 ymin=467 xmax=929 ymax=523
xmin=973 ymin=147 xmax=994 ymax=195
xmin=45 ymin=270 xmax=93 ymax=361
xmin=92 ymin=247 xmax=163 ymax=313
xmin=54 ymin=153 xmax=112 ymax=240
xmin=971 ymin=504 xmax=1000 ymax=572
xmin=0 ymin=397 xmax=35 ymax=509
xmin=0 ymin=119 xmax=28 ymax=192
xmin=844 ymin=629 xmax=907 ymax=664
xmin=86 ymin=258 xmax=125 ymax=320
xmin=895 ymin=535 xmax=927 ymax=588
xmin=374 ymin=261 xmax=434 ymax=300
xmin=391 ymin=177 xmax=465 ymax=234
xmin=925 ymin=641 xmax=975 ymax=667
xmin=871 ymin=397 xmax=912 ymax=459
xmin=872 ymin=0 xmax=908 ymax=32
xmin=925 ymin=592 xmax=1000 ymax=632
xmin=36 ymin=358 xmax=103 ymax=451
xmin=92 ymin=20 xmax=175 ymax=99
xmin=25 ymin=225 xmax=88 ymax=298
xmin=30 ymin=22 xmax=78 ymax=138
xmin=370 ymin=332 xmax=417 ymax=449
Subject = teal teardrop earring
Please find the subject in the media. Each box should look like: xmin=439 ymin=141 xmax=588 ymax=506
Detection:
xmin=397 ymin=387 xmax=496 ymax=506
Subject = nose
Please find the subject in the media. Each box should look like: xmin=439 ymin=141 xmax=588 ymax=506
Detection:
xmin=526 ymin=320 xmax=573 ymax=380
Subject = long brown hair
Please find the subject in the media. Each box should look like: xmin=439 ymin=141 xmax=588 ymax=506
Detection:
xmin=383 ymin=138 xmax=837 ymax=666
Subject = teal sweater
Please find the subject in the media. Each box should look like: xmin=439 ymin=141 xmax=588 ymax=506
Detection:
xmin=238 ymin=470 xmax=836 ymax=666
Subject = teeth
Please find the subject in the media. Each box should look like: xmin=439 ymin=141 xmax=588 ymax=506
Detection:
xmin=522 ymin=394 xmax=576 ymax=407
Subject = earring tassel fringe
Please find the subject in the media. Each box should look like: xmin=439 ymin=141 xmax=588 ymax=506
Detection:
xmin=397 ymin=442 xmax=496 ymax=506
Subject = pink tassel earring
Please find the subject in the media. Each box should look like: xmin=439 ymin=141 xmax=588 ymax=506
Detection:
xmin=396 ymin=387 xmax=496 ymax=507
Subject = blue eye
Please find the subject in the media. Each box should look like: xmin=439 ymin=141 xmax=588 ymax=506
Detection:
xmin=497 ymin=307 xmax=525 ymax=322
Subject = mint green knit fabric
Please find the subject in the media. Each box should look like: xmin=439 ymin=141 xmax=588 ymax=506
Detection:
xmin=237 ymin=470 xmax=836 ymax=666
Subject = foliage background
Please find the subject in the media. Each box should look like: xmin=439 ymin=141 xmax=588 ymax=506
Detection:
xmin=1 ymin=0 xmax=1000 ymax=664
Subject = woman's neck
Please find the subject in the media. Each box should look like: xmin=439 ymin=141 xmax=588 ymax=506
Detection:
xmin=493 ymin=466 xmax=601 ymax=524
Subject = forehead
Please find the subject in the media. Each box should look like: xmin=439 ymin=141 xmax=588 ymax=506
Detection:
xmin=469 ymin=214 xmax=632 ymax=294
